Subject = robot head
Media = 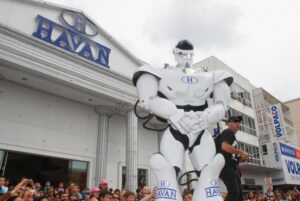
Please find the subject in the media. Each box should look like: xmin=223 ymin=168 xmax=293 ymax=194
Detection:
xmin=173 ymin=40 xmax=194 ymax=68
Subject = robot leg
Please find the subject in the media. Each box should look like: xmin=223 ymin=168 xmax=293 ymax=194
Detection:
xmin=189 ymin=131 xmax=225 ymax=201
xmin=150 ymin=128 xmax=185 ymax=201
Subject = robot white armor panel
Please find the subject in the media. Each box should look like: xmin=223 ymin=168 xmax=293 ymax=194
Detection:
xmin=133 ymin=66 xmax=232 ymax=110
xmin=158 ymin=67 xmax=214 ymax=106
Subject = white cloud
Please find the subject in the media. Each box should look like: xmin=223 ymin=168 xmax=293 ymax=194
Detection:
xmin=144 ymin=0 xmax=243 ymax=50
xmin=46 ymin=0 xmax=300 ymax=101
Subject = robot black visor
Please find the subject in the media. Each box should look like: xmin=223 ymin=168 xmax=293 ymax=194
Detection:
xmin=173 ymin=48 xmax=194 ymax=68
xmin=173 ymin=48 xmax=194 ymax=57
xmin=180 ymin=53 xmax=193 ymax=59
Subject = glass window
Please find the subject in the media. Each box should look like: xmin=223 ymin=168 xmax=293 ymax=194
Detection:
xmin=230 ymin=83 xmax=252 ymax=108
xmin=122 ymin=166 xmax=149 ymax=188
xmin=237 ymin=142 xmax=261 ymax=165
xmin=249 ymin=146 xmax=254 ymax=156
xmin=227 ymin=108 xmax=257 ymax=136
xmin=254 ymin=147 xmax=260 ymax=161
xmin=245 ymin=144 xmax=250 ymax=153
xmin=138 ymin=169 xmax=148 ymax=187
xmin=122 ymin=166 xmax=126 ymax=188
xmin=261 ymin=145 xmax=268 ymax=155
xmin=0 ymin=150 xmax=7 ymax=176
xmin=240 ymin=143 xmax=245 ymax=151
xmin=68 ymin=160 xmax=88 ymax=189
xmin=244 ymin=178 xmax=255 ymax=185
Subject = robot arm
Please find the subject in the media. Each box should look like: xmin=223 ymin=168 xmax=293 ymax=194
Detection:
xmin=136 ymin=73 xmax=191 ymax=134
xmin=204 ymin=80 xmax=231 ymax=125
xmin=188 ymin=80 xmax=231 ymax=135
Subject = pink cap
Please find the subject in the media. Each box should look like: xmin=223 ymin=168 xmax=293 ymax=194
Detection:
xmin=100 ymin=178 xmax=108 ymax=185
xmin=91 ymin=187 xmax=100 ymax=193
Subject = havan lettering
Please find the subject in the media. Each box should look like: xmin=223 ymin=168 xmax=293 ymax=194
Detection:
xmin=33 ymin=15 xmax=110 ymax=68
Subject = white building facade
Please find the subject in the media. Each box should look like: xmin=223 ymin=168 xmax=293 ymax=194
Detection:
xmin=0 ymin=0 xmax=159 ymax=191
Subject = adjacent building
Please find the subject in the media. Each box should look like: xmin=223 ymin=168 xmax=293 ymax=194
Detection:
xmin=193 ymin=56 xmax=268 ymax=192
xmin=192 ymin=56 xmax=300 ymax=192
xmin=285 ymin=98 xmax=300 ymax=143
xmin=252 ymin=88 xmax=300 ymax=188
xmin=253 ymin=88 xmax=298 ymax=146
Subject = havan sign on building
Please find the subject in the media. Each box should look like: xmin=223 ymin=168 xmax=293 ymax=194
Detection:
xmin=33 ymin=10 xmax=111 ymax=68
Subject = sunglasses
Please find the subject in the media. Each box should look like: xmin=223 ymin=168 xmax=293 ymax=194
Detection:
xmin=228 ymin=119 xmax=241 ymax=123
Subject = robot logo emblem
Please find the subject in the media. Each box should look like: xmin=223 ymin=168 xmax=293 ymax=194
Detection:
xmin=158 ymin=180 xmax=171 ymax=188
xmin=181 ymin=76 xmax=198 ymax=84
xmin=204 ymin=179 xmax=221 ymax=198
xmin=156 ymin=180 xmax=176 ymax=200
xmin=210 ymin=179 xmax=219 ymax=186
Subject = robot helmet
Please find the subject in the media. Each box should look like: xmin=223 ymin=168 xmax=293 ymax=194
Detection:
xmin=175 ymin=40 xmax=194 ymax=50
xmin=173 ymin=40 xmax=194 ymax=68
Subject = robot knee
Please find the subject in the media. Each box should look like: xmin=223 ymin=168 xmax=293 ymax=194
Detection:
xmin=150 ymin=153 xmax=181 ymax=175
xmin=200 ymin=154 xmax=225 ymax=178
xmin=150 ymin=153 xmax=168 ymax=171
xmin=214 ymin=153 xmax=225 ymax=169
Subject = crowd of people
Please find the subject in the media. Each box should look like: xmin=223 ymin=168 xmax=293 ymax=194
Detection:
xmin=0 ymin=176 xmax=158 ymax=201
xmin=239 ymin=187 xmax=300 ymax=201
xmin=1 ymin=176 xmax=300 ymax=201
xmin=184 ymin=187 xmax=300 ymax=201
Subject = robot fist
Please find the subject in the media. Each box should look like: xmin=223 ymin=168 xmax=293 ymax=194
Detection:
xmin=168 ymin=110 xmax=203 ymax=135
xmin=168 ymin=110 xmax=211 ymax=135
xmin=168 ymin=110 xmax=192 ymax=135
xmin=188 ymin=111 xmax=209 ymax=135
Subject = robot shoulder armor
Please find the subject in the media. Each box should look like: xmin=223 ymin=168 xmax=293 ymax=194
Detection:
xmin=213 ymin=70 xmax=233 ymax=86
xmin=132 ymin=65 xmax=162 ymax=86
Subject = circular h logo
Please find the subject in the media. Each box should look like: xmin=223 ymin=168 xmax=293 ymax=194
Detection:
xmin=61 ymin=10 xmax=98 ymax=36
xmin=181 ymin=76 xmax=198 ymax=84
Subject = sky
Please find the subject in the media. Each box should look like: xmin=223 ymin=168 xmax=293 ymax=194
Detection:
xmin=46 ymin=0 xmax=300 ymax=102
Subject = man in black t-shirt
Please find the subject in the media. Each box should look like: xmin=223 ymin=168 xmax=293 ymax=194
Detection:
xmin=218 ymin=116 xmax=249 ymax=201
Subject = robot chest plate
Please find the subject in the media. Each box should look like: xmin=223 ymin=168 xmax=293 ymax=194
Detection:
xmin=158 ymin=70 xmax=214 ymax=105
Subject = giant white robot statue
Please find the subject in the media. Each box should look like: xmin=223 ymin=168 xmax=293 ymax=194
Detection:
xmin=132 ymin=40 xmax=233 ymax=201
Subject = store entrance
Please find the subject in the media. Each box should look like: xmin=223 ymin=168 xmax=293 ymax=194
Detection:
xmin=5 ymin=152 xmax=69 ymax=186
xmin=0 ymin=150 xmax=88 ymax=188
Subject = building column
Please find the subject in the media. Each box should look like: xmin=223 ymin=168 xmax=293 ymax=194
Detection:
xmin=125 ymin=107 xmax=138 ymax=191
xmin=95 ymin=106 xmax=113 ymax=186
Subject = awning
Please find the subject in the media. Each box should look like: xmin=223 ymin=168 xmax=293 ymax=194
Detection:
xmin=239 ymin=162 xmax=282 ymax=172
